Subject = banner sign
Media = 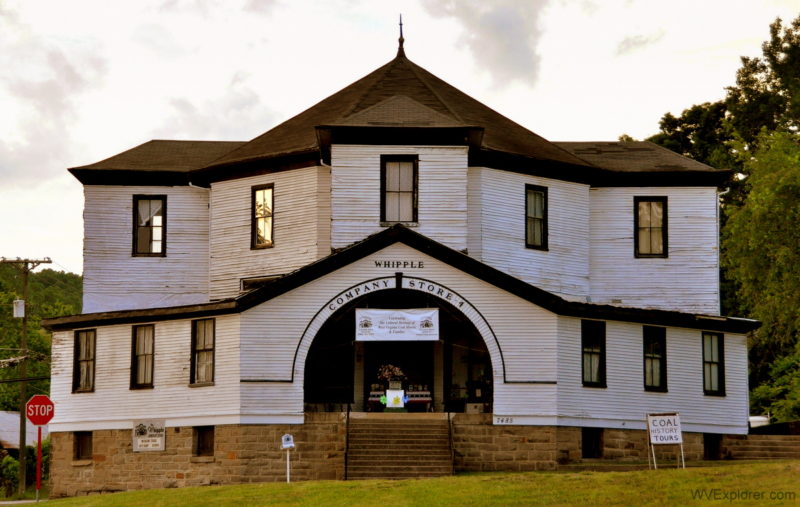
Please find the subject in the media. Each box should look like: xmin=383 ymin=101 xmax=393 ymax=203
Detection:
xmin=133 ymin=419 xmax=166 ymax=452
xmin=647 ymin=413 xmax=683 ymax=444
xmin=355 ymin=308 xmax=439 ymax=341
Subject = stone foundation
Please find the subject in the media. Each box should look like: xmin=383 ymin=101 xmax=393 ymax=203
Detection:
xmin=51 ymin=413 xmax=794 ymax=497
xmin=450 ymin=415 xmax=704 ymax=469
xmin=50 ymin=413 xmax=345 ymax=498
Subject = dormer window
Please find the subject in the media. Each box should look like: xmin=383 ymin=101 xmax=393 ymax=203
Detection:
xmin=381 ymin=155 xmax=417 ymax=223
xmin=252 ymin=184 xmax=274 ymax=249
xmin=133 ymin=195 xmax=166 ymax=256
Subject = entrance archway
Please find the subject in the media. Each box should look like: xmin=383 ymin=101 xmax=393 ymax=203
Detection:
xmin=300 ymin=280 xmax=498 ymax=413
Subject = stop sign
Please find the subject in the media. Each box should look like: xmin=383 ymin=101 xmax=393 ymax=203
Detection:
xmin=26 ymin=395 xmax=54 ymax=426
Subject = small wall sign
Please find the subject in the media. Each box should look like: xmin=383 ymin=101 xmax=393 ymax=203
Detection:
xmin=132 ymin=420 xmax=166 ymax=452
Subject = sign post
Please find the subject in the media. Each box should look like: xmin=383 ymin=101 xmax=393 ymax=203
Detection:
xmin=281 ymin=434 xmax=295 ymax=483
xmin=26 ymin=395 xmax=54 ymax=502
xmin=646 ymin=412 xmax=685 ymax=469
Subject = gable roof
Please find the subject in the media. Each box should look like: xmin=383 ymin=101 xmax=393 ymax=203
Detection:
xmin=43 ymin=225 xmax=759 ymax=334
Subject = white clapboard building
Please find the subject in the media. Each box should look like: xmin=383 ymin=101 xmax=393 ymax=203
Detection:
xmin=44 ymin=40 xmax=758 ymax=492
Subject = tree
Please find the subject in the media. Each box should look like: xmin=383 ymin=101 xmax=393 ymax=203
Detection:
xmin=648 ymin=15 xmax=800 ymax=206
xmin=0 ymin=265 xmax=81 ymax=413
xmin=722 ymin=130 xmax=800 ymax=417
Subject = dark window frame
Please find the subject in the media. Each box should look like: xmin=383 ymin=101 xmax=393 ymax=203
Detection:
xmin=74 ymin=431 xmax=93 ymax=460
xmin=251 ymin=183 xmax=275 ymax=249
xmin=581 ymin=320 xmax=607 ymax=388
xmin=132 ymin=195 xmax=167 ymax=257
xmin=72 ymin=329 xmax=96 ymax=393
xmin=380 ymin=155 xmax=418 ymax=223
xmin=643 ymin=326 xmax=668 ymax=392
xmin=193 ymin=426 xmax=214 ymax=456
xmin=190 ymin=318 xmax=215 ymax=386
xmin=130 ymin=324 xmax=155 ymax=390
xmin=634 ymin=196 xmax=668 ymax=258
xmin=702 ymin=332 xmax=726 ymax=396
xmin=525 ymin=184 xmax=548 ymax=250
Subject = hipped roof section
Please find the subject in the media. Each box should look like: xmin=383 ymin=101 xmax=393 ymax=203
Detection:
xmin=68 ymin=52 xmax=730 ymax=186
xmin=43 ymin=224 xmax=759 ymax=334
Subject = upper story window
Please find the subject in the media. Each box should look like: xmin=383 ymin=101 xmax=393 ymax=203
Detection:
xmin=634 ymin=196 xmax=667 ymax=258
xmin=643 ymin=326 xmax=667 ymax=392
xmin=191 ymin=318 xmax=215 ymax=385
xmin=252 ymin=184 xmax=274 ymax=249
xmin=73 ymin=329 xmax=96 ymax=393
xmin=702 ymin=332 xmax=725 ymax=396
xmin=525 ymin=184 xmax=548 ymax=250
xmin=133 ymin=195 xmax=166 ymax=256
xmin=131 ymin=325 xmax=154 ymax=389
xmin=381 ymin=155 xmax=418 ymax=223
xmin=581 ymin=320 xmax=606 ymax=388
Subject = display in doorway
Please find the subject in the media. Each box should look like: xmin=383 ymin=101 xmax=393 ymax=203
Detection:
xmin=377 ymin=364 xmax=406 ymax=383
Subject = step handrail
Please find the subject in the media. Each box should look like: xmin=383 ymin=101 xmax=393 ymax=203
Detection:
xmin=344 ymin=402 xmax=351 ymax=480
xmin=447 ymin=411 xmax=455 ymax=475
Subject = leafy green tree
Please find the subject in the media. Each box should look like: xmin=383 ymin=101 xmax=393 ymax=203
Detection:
xmin=751 ymin=346 xmax=800 ymax=422
xmin=0 ymin=265 xmax=81 ymax=412
xmin=722 ymin=130 xmax=800 ymax=414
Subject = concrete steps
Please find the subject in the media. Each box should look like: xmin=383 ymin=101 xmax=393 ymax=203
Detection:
xmin=724 ymin=435 xmax=800 ymax=459
xmin=346 ymin=415 xmax=453 ymax=480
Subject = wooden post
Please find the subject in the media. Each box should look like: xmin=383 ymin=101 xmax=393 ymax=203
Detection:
xmin=1 ymin=257 xmax=51 ymax=495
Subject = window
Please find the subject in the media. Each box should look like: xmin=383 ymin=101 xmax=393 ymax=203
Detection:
xmin=634 ymin=196 xmax=667 ymax=258
xmin=73 ymin=329 xmax=96 ymax=393
xmin=251 ymin=184 xmax=274 ymax=249
xmin=381 ymin=155 xmax=417 ymax=223
xmin=581 ymin=320 xmax=606 ymax=387
xmin=581 ymin=427 xmax=603 ymax=459
xmin=525 ymin=184 xmax=548 ymax=249
xmin=193 ymin=426 xmax=214 ymax=456
xmin=702 ymin=332 xmax=725 ymax=396
xmin=133 ymin=195 xmax=166 ymax=256
xmin=74 ymin=431 xmax=92 ymax=460
xmin=643 ymin=326 xmax=667 ymax=392
xmin=131 ymin=325 xmax=154 ymax=389
xmin=191 ymin=319 xmax=215 ymax=385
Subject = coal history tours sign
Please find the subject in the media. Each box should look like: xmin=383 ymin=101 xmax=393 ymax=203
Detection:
xmin=647 ymin=413 xmax=683 ymax=444
xmin=355 ymin=308 xmax=439 ymax=341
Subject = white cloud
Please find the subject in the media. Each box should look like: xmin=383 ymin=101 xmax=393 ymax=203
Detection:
xmin=422 ymin=0 xmax=550 ymax=87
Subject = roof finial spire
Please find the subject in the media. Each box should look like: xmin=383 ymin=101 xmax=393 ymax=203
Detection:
xmin=397 ymin=14 xmax=405 ymax=57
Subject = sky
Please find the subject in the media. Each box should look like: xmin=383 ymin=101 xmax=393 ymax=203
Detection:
xmin=1 ymin=0 xmax=798 ymax=275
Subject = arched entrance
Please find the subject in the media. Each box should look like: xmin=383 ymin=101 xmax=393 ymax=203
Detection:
xmin=304 ymin=287 xmax=493 ymax=413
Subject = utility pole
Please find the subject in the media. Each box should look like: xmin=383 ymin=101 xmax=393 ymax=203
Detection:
xmin=0 ymin=257 xmax=51 ymax=496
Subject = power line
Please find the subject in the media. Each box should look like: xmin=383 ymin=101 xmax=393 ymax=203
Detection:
xmin=0 ymin=257 xmax=51 ymax=496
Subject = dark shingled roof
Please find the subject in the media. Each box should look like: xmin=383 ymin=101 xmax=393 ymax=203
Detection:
xmin=71 ymin=140 xmax=246 ymax=173
xmin=67 ymin=53 xmax=729 ymax=186
xmin=206 ymin=54 xmax=592 ymax=169
xmin=555 ymin=141 xmax=719 ymax=173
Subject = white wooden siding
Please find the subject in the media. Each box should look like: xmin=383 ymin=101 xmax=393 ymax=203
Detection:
xmin=590 ymin=187 xmax=720 ymax=314
xmin=331 ymin=145 xmax=468 ymax=251
xmin=49 ymin=315 xmax=241 ymax=431
xmin=209 ymin=166 xmax=330 ymax=300
xmin=82 ymin=185 xmax=210 ymax=313
xmin=239 ymin=242 xmax=559 ymax=417
xmin=469 ymin=168 xmax=590 ymax=301
xmin=556 ymin=317 xmax=748 ymax=433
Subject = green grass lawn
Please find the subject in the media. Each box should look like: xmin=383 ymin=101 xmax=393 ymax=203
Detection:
xmin=48 ymin=460 xmax=799 ymax=506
